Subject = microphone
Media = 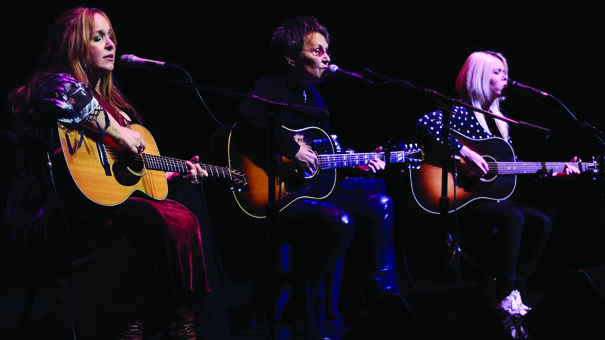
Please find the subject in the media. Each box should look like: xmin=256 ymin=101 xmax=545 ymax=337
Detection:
xmin=120 ymin=54 xmax=179 ymax=70
xmin=327 ymin=64 xmax=371 ymax=83
xmin=508 ymin=79 xmax=551 ymax=98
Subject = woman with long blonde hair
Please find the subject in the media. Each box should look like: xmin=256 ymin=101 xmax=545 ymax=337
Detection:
xmin=417 ymin=51 xmax=578 ymax=319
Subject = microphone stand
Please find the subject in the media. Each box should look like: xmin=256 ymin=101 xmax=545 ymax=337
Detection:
xmin=358 ymin=68 xmax=551 ymax=285
xmin=507 ymin=82 xmax=605 ymax=259
xmin=157 ymin=73 xmax=324 ymax=340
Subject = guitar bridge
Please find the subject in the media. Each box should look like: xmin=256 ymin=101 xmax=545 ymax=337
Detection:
xmin=97 ymin=141 xmax=112 ymax=176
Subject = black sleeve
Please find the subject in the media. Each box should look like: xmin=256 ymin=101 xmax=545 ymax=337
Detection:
xmin=236 ymin=76 xmax=301 ymax=159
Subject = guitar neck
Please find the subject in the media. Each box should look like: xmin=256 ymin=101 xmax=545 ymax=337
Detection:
xmin=141 ymin=153 xmax=233 ymax=179
xmin=489 ymin=161 xmax=590 ymax=175
xmin=318 ymin=151 xmax=409 ymax=169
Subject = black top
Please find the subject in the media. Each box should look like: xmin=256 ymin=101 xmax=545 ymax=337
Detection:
xmin=236 ymin=74 xmax=328 ymax=159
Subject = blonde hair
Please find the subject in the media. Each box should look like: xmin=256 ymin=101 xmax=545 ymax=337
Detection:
xmin=455 ymin=51 xmax=508 ymax=140
xmin=9 ymin=7 xmax=139 ymax=127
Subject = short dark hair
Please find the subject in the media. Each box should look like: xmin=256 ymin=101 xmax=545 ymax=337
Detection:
xmin=270 ymin=16 xmax=330 ymax=66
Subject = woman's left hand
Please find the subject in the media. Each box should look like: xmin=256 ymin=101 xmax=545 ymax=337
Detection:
xmin=166 ymin=156 xmax=209 ymax=184
xmin=184 ymin=156 xmax=209 ymax=184
xmin=551 ymin=156 xmax=581 ymax=179
xmin=367 ymin=146 xmax=386 ymax=173
xmin=355 ymin=146 xmax=386 ymax=174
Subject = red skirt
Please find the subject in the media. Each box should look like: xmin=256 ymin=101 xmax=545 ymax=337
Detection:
xmin=32 ymin=197 xmax=210 ymax=338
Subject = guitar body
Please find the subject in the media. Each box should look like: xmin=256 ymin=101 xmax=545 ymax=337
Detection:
xmin=228 ymin=126 xmax=336 ymax=218
xmin=410 ymin=131 xmax=517 ymax=214
xmin=59 ymin=124 xmax=168 ymax=206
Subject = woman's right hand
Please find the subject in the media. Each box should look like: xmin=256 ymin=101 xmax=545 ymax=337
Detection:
xmin=295 ymin=146 xmax=318 ymax=174
xmin=106 ymin=124 xmax=146 ymax=155
xmin=459 ymin=145 xmax=488 ymax=177
xmin=82 ymin=110 xmax=146 ymax=155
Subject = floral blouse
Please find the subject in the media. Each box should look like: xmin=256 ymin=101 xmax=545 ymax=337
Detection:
xmin=6 ymin=74 xmax=108 ymax=235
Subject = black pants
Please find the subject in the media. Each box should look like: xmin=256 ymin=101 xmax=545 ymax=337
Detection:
xmin=460 ymin=199 xmax=552 ymax=299
xmin=279 ymin=190 xmax=398 ymax=324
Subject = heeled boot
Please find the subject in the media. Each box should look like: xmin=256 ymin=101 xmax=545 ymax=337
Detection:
xmin=169 ymin=302 xmax=196 ymax=340
xmin=113 ymin=319 xmax=143 ymax=340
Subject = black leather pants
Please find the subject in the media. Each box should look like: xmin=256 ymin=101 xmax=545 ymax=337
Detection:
xmin=279 ymin=190 xmax=398 ymax=322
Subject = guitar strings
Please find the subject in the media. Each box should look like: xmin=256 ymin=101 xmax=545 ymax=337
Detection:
xmin=317 ymin=150 xmax=419 ymax=168
xmin=455 ymin=162 xmax=586 ymax=174
xmin=103 ymin=146 xmax=244 ymax=180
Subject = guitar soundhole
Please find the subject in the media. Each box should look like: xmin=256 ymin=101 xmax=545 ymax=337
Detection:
xmin=302 ymin=167 xmax=317 ymax=179
xmin=480 ymin=155 xmax=497 ymax=182
xmin=112 ymin=157 xmax=144 ymax=187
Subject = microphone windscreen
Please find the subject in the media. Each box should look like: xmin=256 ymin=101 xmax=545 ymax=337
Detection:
xmin=328 ymin=64 xmax=339 ymax=77
xmin=120 ymin=54 xmax=134 ymax=68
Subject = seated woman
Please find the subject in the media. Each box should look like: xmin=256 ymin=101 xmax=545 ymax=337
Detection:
xmin=6 ymin=7 xmax=210 ymax=339
xmin=416 ymin=51 xmax=578 ymax=319
xmin=234 ymin=16 xmax=399 ymax=335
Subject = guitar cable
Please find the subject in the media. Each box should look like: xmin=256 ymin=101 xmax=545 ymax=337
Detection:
xmin=45 ymin=150 xmax=78 ymax=340
xmin=174 ymin=65 xmax=239 ymax=130
xmin=176 ymin=63 xmax=290 ymax=134
xmin=451 ymin=143 xmax=462 ymax=284
xmin=196 ymin=182 xmax=231 ymax=317
xmin=15 ymin=129 xmax=78 ymax=339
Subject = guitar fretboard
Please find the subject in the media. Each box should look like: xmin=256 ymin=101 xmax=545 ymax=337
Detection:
xmin=458 ymin=161 xmax=593 ymax=175
xmin=318 ymin=151 xmax=411 ymax=169
xmin=140 ymin=153 xmax=234 ymax=179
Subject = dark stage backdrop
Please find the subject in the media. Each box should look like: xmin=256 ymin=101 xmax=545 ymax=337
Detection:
xmin=2 ymin=2 xmax=603 ymax=257
xmin=1 ymin=2 xmax=603 ymax=336
xmin=2 ymin=3 xmax=600 ymax=161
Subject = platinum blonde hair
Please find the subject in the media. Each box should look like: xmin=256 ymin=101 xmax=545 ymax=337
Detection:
xmin=455 ymin=51 xmax=509 ymax=140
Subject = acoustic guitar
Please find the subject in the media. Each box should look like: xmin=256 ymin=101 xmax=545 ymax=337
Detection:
xmin=409 ymin=130 xmax=597 ymax=214
xmin=59 ymin=123 xmax=247 ymax=206
xmin=228 ymin=125 xmax=423 ymax=218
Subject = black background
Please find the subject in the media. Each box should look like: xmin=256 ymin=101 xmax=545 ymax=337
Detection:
xmin=2 ymin=2 xmax=601 ymax=162
xmin=1 ymin=3 xmax=604 ymax=333
xmin=3 ymin=2 xmax=604 ymax=272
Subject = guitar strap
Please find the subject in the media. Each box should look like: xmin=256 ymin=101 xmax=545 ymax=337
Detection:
xmin=486 ymin=116 xmax=503 ymax=138
xmin=308 ymin=85 xmax=325 ymax=109
xmin=308 ymin=85 xmax=329 ymax=128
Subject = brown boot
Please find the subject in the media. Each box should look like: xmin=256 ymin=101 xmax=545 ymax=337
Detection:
xmin=169 ymin=302 xmax=196 ymax=340
xmin=113 ymin=319 xmax=143 ymax=340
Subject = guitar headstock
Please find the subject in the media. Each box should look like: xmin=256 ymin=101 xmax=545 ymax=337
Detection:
xmin=229 ymin=169 xmax=249 ymax=193
xmin=582 ymin=156 xmax=601 ymax=176
xmin=401 ymin=143 xmax=425 ymax=168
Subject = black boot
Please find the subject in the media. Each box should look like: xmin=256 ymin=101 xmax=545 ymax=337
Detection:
xmin=169 ymin=302 xmax=196 ymax=340
xmin=113 ymin=319 xmax=143 ymax=340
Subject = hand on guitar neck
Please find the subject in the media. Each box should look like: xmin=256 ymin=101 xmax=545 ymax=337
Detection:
xmin=354 ymin=146 xmax=386 ymax=174
xmin=550 ymin=156 xmax=581 ymax=179
xmin=166 ymin=155 xmax=209 ymax=184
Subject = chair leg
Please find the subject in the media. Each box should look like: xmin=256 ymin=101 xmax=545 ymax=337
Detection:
xmin=16 ymin=276 xmax=38 ymax=340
